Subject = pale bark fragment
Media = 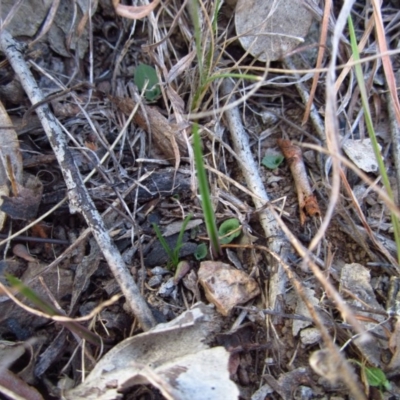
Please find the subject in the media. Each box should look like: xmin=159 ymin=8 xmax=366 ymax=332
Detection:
xmin=220 ymin=79 xmax=290 ymax=321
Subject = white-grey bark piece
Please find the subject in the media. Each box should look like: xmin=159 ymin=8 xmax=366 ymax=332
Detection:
xmin=220 ymin=79 xmax=290 ymax=319
xmin=0 ymin=30 xmax=156 ymax=331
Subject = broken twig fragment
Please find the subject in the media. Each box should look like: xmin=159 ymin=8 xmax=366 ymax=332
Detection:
xmin=277 ymin=139 xmax=320 ymax=225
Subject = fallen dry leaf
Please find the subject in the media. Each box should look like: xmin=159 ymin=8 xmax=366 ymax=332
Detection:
xmin=65 ymin=303 xmax=239 ymax=400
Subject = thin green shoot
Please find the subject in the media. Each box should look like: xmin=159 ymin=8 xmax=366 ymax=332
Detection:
xmin=152 ymin=214 xmax=193 ymax=269
xmin=193 ymin=124 xmax=221 ymax=257
xmin=348 ymin=15 xmax=400 ymax=263
xmin=6 ymin=274 xmax=101 ymax=346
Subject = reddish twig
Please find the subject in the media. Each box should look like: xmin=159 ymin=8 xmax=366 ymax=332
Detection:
xmin=277 ymin=139 xmax=320 ymax=225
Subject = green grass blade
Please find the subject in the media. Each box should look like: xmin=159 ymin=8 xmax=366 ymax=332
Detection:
xmin=348 ymin=15 xmax=400 ymax=263
xmin=193 ymin=124 xmax=221 ymax=257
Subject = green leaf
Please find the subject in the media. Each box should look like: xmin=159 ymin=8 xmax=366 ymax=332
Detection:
xmin=152 ymin=214 xmax=193 ymax=269
xmin=262 ymin=154 xmax=284 ymax=169
xmin=134 ymin=63 xmax=161 ymax=102
xmin=194 ymin=243 xmax=208 ymax=260
xmin=218 ymin=218 xmax=241 ymax=244
xmin=365 ymin=366 xmax=391 ymax=390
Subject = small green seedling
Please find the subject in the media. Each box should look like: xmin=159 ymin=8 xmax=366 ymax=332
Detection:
xmin=351 ymin=359 xmax=391 ymax=393
xmin=364 ymin=366 xmax=391 ymax=392
xmin=194 ymin=243 xmax=208 ymax=260
xmin=134 ymin=63 xmax=161 ymax=102
xmin=152 ymin=214 xmax=193 ymax=269
xmin=262 ymin=153 xmax=284 ymax=169
xmin=218 ymin=218 xmax=241 ymax=244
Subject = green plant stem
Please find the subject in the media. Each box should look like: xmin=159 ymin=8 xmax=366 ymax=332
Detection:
xmin=152 ymin=214 xmax=193 ymax=269
xmin=193 ymin=124 xmax=221 ymax=257
xmin=348 ymin=15 xmax=400 ymax=263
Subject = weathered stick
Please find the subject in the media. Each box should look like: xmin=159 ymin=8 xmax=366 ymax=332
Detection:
xmin=220 ymin=79 xmax=290 ymax=321
xmin=0 ymin=30 xmax=156 ymax=331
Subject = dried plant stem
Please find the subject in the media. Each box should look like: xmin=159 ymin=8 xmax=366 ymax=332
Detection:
xmin=283 ymin=57 xmax=325 ymax=143
xmin=220 ymin=78 xmax=290 ymax=321
xmin=268 ymin=249 xmax=366 ymax=400
xmin=277 ymin=139 xmax=320 ymax=225
xmin=0 ymin=30 xmax=156 ymax=331
xmin=302 ymin=0 xmax=331 ymax=125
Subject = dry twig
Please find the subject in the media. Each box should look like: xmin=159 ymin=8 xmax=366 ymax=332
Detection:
xmin=220 ymin=78 xmax=291 ymax=322
xmin=0 ymin=30 xmax=156 ymax=331
xmin=277 ymin=139 xmax=320 ymax=225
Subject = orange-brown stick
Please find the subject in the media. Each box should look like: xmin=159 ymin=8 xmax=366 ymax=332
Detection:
xmin=277 ymin=139 xmax=320 ymax=225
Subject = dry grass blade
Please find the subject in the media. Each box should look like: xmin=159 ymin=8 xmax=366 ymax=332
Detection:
xmin=0 ymin=369 xmax=44 ymax=400
xmin=371 ymin=0 xmax=400 ymax=125
xmin=302 ymin=0 xmax=331 ymax=125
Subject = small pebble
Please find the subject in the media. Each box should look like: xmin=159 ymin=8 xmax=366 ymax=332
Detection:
xmin=150 ymin=266 xmax=170 ymax=276
xmin=157 ymin=277 xmax=177 ymax=298
xmin=148 ymin=275 xmax=163 ymax=287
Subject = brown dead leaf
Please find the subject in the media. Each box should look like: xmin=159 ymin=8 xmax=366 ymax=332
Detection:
xmin=1 ymin=174 xmax=43 ymax=220
xmin=13 ymin=244 xmax=37 ymax=263
xmin=109 ymin=95 xmax=188 ymax=163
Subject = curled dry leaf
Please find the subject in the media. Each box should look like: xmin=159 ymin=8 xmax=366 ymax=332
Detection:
xmin=13 ymin=244 xmax=37 ymax=262
xmin=112 ymin=0 xmax=160 ymax=20
xmin=108 ymin=95 xmax=188 ymax=164
xmin=0 ymin=99 xmax=22 ymax=230
xmin=65 ymin=303 xmax=239 ymax=400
